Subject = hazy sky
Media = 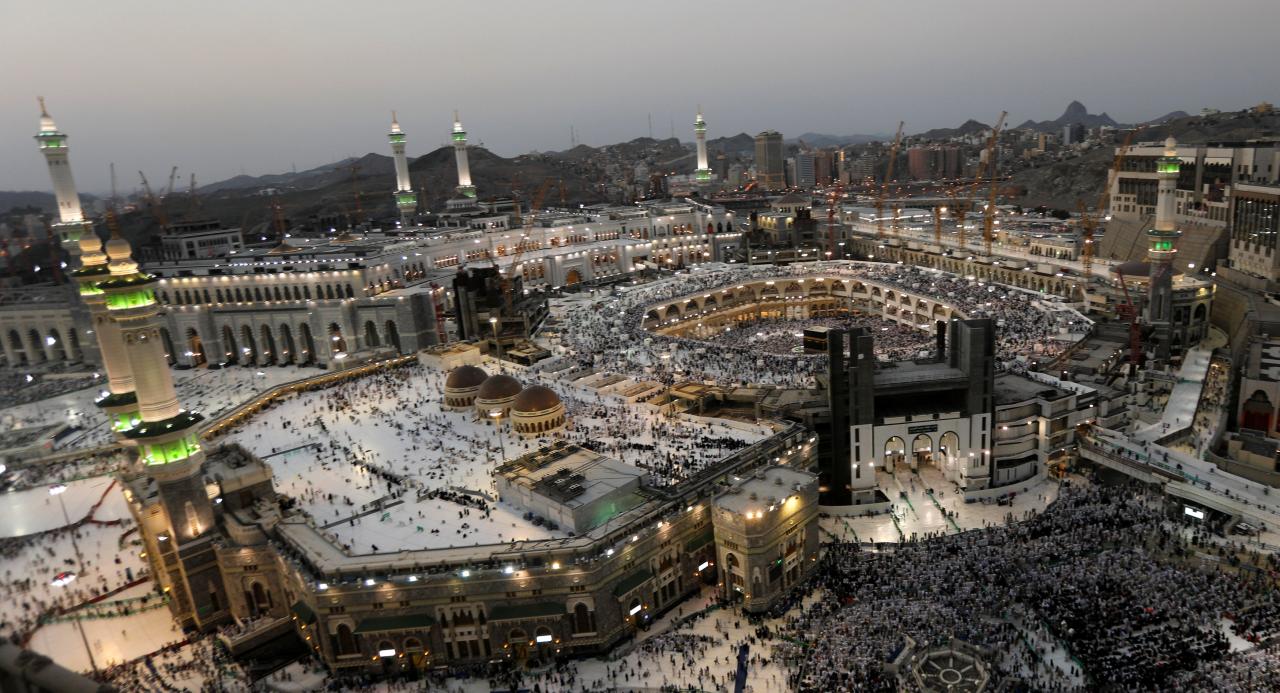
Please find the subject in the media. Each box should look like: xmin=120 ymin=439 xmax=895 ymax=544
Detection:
xmin=3 ymin=0 xmax=1277 ymax=192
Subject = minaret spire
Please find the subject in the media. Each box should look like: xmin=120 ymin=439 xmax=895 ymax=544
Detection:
xmin=452 ymin=112 xmax=475 ymax=198
xmin=694 ymin=107 xmax=711 ymax=183
xmin=1145 ymin=136 xmax=1182 ymax=365
xmin=388 ymin=111 xmax=417 ymax=225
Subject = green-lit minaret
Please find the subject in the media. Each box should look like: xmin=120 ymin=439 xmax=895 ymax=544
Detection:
xmin=389 ymin=111 xmax=418 ymax=225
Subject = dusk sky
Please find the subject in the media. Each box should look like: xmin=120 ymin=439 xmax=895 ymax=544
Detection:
xmin=3 ymin=0 xmax=1277 ymax=192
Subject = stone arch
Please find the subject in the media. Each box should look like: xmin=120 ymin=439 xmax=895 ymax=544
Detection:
xmin=663 ymin=305 xmax=680 ymax=321
xmin=158 ymin=327 xmax=177 ymax=365
xmin=939 ymin=431 xmax=959 ymax=462
xmin=884 ymin=436 xmax=905 ymax=466
xmin=27 ymin=329 xmax=47 ymax=363
xmin=66 ymin=328 xmax=82 ymax=361
xmin=912 ymin=434 xmax=933 ymax=466
xmin=565 ymin=268 xmax=582 ymax=286
xmin=46 ymin=328 xmax=67 ymax=362
xmin=335 ymin=623 xmax=357 ymax=656
xmin=345 ymin=284 xmax=355 ymax=298
xmin=385 ymin=320 xmax=401 ymax=352
xmin=185 ymin=327 xmax=206 ymax=366
xmin=329 ymin=323 xmax=347 ymax=354
xmin=1193 ymin=303 xmax=1207 ymax=322
xmin=298 ymin=323 xmax=316 ymax=364
xmin=240 ymin=325 xmax=258 ymax=363
xmin=1241 ymin=390 xmax=1275 ymax=432
xmin=277 ymin=324 xmax=296 ymax=364
xmin=363 ymin=320 xmax=380 ymax=348
xmin=259 ymin=324 xmax=277 ymax=364
xmin=221 ymin=325 xmax=238 ymax=364
xmin=8 ymin=330 xmax=27 ymax=365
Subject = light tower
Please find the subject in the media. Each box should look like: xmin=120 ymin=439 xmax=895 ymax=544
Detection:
xmin=388 ymin=112 xmax=418 ymax=225
xmin=452 ymin=111 xmax=476 ymax=198
xmin=694 ymin=107 xmax=711 ymax=183
xmin=1146 ymin=136 xmax=1181 ymax=365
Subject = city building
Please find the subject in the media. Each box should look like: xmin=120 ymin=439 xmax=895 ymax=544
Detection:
xmin=754 ymin=131 xmax=785 ymax=191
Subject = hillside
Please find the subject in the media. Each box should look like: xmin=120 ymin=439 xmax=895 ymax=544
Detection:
xmin=1016 ymin=101 xmax=1118 ymax=132
xmin=1007 ymin=108 xmax=1280 ymax=209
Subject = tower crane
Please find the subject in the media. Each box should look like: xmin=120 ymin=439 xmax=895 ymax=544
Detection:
xmin=1079 ymin=127 xmax=1142 ymax=278
xmin=138 ymin=171 xmax=169 ymax=229
xmin=165 ymin=166 xmax=179 ymax=198
xmin=1112 ymin=265 xmax=1143 ymax=374
xmin=501 ymin=177 xmax=554 ymax=311
xmin=980 ymin=111 xmax=1008 ymax=257
xmin=875 ymin=122 xmax=905 ymax=240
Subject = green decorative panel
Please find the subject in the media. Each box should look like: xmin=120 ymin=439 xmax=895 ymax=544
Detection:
xmin=389 ymin=134 xmax=406 ymax=143
xmin=452 ymin=132 xmax=467 ymax=142
xmin=113 ymin=411 xmax=141 ymax=432
xmin=1157 ymin=161 xmax=1180 ymax=173
xmin=79 ymin=283 xmax=105 ymax=296
xmin=105 ymin=288 xmax=156 ymax=310
xmin=142 ymin=433 xmax=201 ymax=466
xmin=396 ymin=192 xmax=418 ymax=206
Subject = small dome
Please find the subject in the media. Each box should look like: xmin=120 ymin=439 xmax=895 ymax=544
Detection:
xmin=513 ymin=385 xmax=561 ymax=413
xmin=105 ymin=235 xmax=133 ymax=261
xmin=445 ymin=364 xmax=488 ymax=390
xmin=477 ymin=373 xmax=522 ymax=400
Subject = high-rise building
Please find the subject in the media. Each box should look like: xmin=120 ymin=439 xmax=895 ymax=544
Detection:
xmin=754 ymin=131 xmax=785 ymax=190
xmin=452 ymin=112 xmax=476 ymax=199
xmin=794 ymin=153 xmax=816 ymax=188
xmin=388 ymin=112 xmax=418 ymax=225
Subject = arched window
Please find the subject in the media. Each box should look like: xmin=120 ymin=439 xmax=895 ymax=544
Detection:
xmin=335 ymin=623 xmax=357 ymax=655
xmin=573 ymin=603 xmax=595 ymax=633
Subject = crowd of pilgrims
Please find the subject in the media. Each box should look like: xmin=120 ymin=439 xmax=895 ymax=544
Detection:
xmin=0 ymin=487 xmax=145 ymax=649
xmin=774 ymin=482 xmax=1280 ymax=692
xmin=702 ymin=314 xmax=934 ymax=360
xmin=555 ymin=261 xmax=1090 ymax=387
xmin=223 ymin=360 xmax=769 ymax=551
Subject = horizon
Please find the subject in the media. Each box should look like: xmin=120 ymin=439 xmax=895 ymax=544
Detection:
xmin=3 ymin=0 xmax=1277 ymax=193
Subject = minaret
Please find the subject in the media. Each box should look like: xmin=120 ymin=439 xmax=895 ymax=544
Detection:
xmin=96 ymin=219 xmax=212 ymax=540
xmin=36 ymin=98 xmax=104 ymax=367
xmin=1146 ymin=136 xmax=1181 ymax=364
xmin=75 ymin=218 xmax=139 ymax=436
xmin=695 ymin=107 xmax=711 ymax=183
xmin=388 ymin=112 xmax=418 ymax=225
xmin=34 ymin=98 xmax=88 ymax=259
xmin=452 ymin=111 xmax=476 ymax=198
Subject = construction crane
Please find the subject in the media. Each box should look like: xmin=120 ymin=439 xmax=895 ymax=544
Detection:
xmin=826 ymin=182 xmax=845 ymax=258
xmin=165 ymin=166 xmax=179 ymax=198
xmin=138 ymin=171 xmax=169 ymax=229
xmin=1079 ymin=127 xmax=1142 ymax=278
xmin=347 ymin=162 xmax=363 ymax=225
xmin=932 ymin=205 xmax=944 ymax=246
xmin=501 ymin=177 xmax=555 ymax=311
xmin=875 ymin=122 xmax=905 ymax=240
xmin=188 ymin=173 xmax=201 ymax=212
xmin=1112 ymin=265 xmax=1143 ymax=374
xmin=980 ymin=111 xmax=1008 ymax=257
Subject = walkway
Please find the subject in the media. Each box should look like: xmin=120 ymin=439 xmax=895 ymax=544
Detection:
xmin=1135 ymin=346 xmax=1213 ymax=443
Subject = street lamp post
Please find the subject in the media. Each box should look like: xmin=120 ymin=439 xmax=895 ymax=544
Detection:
xmin=491 ymin=410 xmax=507 ymax=461
xmin=489 ymin=317 xmax=504 ymax=372
xmin=50 ymin=484 xmax=98 ymax=675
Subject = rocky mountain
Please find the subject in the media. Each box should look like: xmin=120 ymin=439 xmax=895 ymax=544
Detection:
xmin=917 ymin=119 xmax=992 ymax=140
xmin=199 ymin=153 xmax=394 ymax=195
xmin=790 ymin=132 xmax=887 ymax=148
xmin=1141 ymin=110 xmax=1191 ymax=125
xmin=705 ymin=133 xmax=756 ymax=157
xmin=1015 ymin=101 xmax=1119 ymax=132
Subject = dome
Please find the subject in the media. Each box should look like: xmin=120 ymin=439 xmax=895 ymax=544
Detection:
xmin=476 ymin=373 xmax=522 ymax=401
xmin=445 ymin=364 xmax=488 ymax=390
xmin=105 ymin=234 xmax=133 ymax=262
xmin=513 ymin=385 xmax=561 ymax=413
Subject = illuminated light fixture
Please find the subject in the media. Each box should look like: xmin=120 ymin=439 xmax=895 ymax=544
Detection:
xmin=378 ymin=648 xmax=396 ymax=658
xmin=697 ymin=561 xmax=710 ymax=571
xmin=317 ymin=583 xmax=328 ymax=591
xmin=364 ymin=578 xmax=375 ymax=587
xmin=536 ymin=634 xmax=553 ymax=643
xmin=629 ymin=604 xmax=643 ymax=616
